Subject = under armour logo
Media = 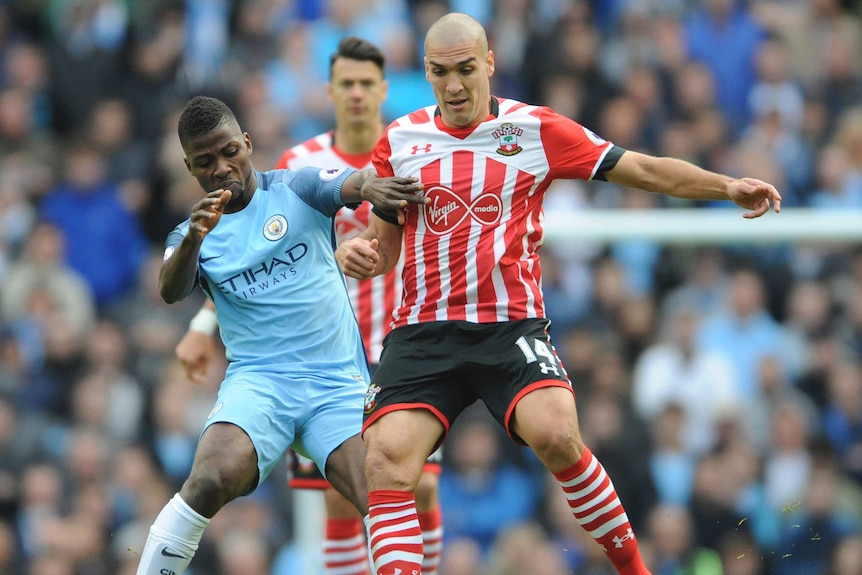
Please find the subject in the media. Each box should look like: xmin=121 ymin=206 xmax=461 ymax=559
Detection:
xmin=411 ymin=144 xmax=432 ymax=154
xmin=612 ymin=528 xmax=635 ymax=548
xmin=539 ymin=362 xmax=559 ymax=376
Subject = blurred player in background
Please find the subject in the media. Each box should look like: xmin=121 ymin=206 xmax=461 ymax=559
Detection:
xmin=175 ymin=37 xmax=444 ymax=575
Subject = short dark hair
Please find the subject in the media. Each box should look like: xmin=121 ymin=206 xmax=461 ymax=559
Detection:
xmin=177 ymin=96 xmax=238 ymax=147
xmin=329 ymin=36 xmax=385 ymax=79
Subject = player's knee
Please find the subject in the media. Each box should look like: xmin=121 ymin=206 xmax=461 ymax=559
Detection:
xmin=364 ymin=446 xmax=419 ymax=491
xmin=184 ymin=460 xmax=257 ymax=509
xmin=527 ymin=426 xmax=584 ymax=465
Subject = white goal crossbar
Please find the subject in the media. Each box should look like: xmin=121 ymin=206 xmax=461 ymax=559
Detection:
xmin=541 ymin=208 xmax=862 ymax=244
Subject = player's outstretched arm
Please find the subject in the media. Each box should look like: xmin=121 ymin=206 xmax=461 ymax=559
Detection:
xmin=342 ymin=169 xmax=427 ymax=223
xmin=337 ymin=212 xmax=403 ymax=280
xmin=605 ymin=150 xmax=781 ymax=218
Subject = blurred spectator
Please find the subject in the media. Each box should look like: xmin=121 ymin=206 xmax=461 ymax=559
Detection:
xmin=717 ymin=529 xmax=766 ymax=575
xmin=633 ymin=304 xmax=738 ymax=455
xmin=684 ymin=0 xmax=766 ymax=134
xmin=0 ymin=519 xmax=17 ymax=575
xmin=435 ymin=536 xmax=483 ymax=575
xmin=264 ymin=23 xmax=330 ymax=142
xmin=645 ymin=503 xmax=722 ymax=575
xmin=688 ymin=451 xmax=746 ymax=550
xmin=216 ymin=528 xmax=272 ymax=575
xmin=86 ymin=98 xmax=153 ymax=213
xmin=489 ymin=521 xmax=571 ymax=575
xmin=763 ymin=397 xmax=817 ymax=514
xmin=45 ymin=0 xmax=128 ymax=135
xmin=808 ymin=144 xmax=862 ymax=209
xmin=822 ymin=360 xmax=862 ymax=485
xmin=39 ymin=139 xmax=148 ymax=308
xmin=696 ymin=267 xmax=802 ymax=398
xmin=646 ymin=403 xmax=696 ymax=506
xmin=149 ymin=360 xmax=217 ymax=487
xmin=771 ymin=455 xmax=861 ymax=575
xmin=438 ymin=410 xmax=542 ymax=555
xmin=1 ymin=221 xmax=95 ymax=343
xmin=106 ymin=249 xmax=208 ymax=389
xmin=117 ymin=7 xmax=184 ymax=145
xmin=826 ymin=533 xmax=862 ymax=575
xmin=16 ymin=462 xmax=64 ymax=562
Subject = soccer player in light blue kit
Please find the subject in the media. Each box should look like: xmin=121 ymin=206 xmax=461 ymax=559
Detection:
xmin=134 ymin=96 xmax=425 ymax=575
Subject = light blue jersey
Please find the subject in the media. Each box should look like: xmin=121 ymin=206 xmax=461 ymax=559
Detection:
xmin=164 ymin=167 xmax=370 ymax=483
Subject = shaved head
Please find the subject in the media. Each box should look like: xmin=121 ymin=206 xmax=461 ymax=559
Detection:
xmin=422 ymin=12 xmax=495 ymax=128
xmin=424 ymin=12 xmax=488 ymax=55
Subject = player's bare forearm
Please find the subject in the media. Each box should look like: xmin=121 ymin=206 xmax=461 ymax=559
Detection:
xmin=605 ymin=151 xmax=781 ymax=218
xmin=159 ymin=233 xmax=203 ymax=304
xmin=342 ymin=169 xmax=427 ymax=216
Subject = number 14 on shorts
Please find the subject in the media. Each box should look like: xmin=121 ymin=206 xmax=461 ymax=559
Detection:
xmin=515 ymin=336 xmax=561 ymax=376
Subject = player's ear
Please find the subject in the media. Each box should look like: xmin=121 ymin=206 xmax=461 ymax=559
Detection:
xmin=244 ymin=132 xmax=253 ymax=156
xmin=487 ymin=50 xmax=495 ymax=77
xmin=381 ymin=79 xmax=389 ymax=101
xmin=183 ymin=156 xmax=191 ymax=173
xmin=326 ymin=81 xmax=334 ymax=104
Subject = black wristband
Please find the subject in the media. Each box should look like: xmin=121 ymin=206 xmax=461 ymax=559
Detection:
xmin=372 ymin=205 xmax=402 ymax=226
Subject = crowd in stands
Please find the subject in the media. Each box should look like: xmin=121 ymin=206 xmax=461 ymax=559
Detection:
xmin=1 ymin=0 xmax=862 ymax=573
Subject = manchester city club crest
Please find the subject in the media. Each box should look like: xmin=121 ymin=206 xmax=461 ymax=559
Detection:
xmin=263 ymin=214 xmax=288 ymax=240
xmin=493 ymin=122 xmax=524 ymax=156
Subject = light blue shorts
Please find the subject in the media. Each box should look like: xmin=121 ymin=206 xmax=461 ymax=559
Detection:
xmin=203 ymin=369 xmax=367 ymax=486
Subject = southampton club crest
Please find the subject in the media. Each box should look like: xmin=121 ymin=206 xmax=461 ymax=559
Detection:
xmin=263 ymin=214 xmax=288 ymax=241
xmin=364 ymin=384 xmax=381 ymax=414
xmin=493 ymin=122 xmax=523 ymax=156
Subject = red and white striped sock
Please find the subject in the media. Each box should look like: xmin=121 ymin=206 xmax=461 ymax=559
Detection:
xmin=366 ymin=490 xmax=423 ymax=575
xmin=324 ymin=517 xmax=370 ymax=575
xmin=554 ymin=448 xmax=651 ymax=575
xmin=418 ymin=507 xmax=443 ymax=575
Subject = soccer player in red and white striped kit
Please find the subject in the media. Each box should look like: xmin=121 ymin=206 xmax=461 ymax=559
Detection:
xmin=337 ymin=12 xmax=783 ymax=575
xmin=175 ymin=37 xmax=443 ymax=575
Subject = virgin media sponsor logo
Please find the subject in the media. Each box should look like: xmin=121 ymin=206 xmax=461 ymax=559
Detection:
xmin=424 ymin=185 xmax=502 ymax=234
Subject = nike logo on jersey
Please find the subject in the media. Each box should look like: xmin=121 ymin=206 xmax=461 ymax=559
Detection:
xmin=200 ymin=254 xmax=223 ymax=263
xmin=160 ymin=547 xmax=185 ymax=559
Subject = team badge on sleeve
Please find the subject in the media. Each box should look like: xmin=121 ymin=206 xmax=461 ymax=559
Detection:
xmin=319 ymin=167 xmax=346 ymax=181
xmin=493 ymin=122 xmax=523 ymax=156
xmin=582 ymin=126 xmax=607 ymax=146
xmin=263 ymin=214 xmax=288 ymax=240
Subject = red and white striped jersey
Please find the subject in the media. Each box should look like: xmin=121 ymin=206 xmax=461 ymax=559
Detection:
xmin=276 ymin=132 xmax=401 ymax=362
xmin=373 ymin=97 xmax=621 ymax=328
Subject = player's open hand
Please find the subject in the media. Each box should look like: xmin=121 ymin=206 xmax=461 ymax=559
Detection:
xmin=727 ymin=178 xmax=782 ymax=219
xmin=189 ymin=189 xmax=232 ymax=238
xmin=175 ymin=330 xmax=215 ymax=384
xmin=337 ymin=237 xmax=381 ymax=279
xmin=360 ymin=174 xmax=427 ymax=219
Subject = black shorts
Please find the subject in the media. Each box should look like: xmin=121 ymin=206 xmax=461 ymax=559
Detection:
xmin=362 ymin=318 xmax=573 ymax=446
